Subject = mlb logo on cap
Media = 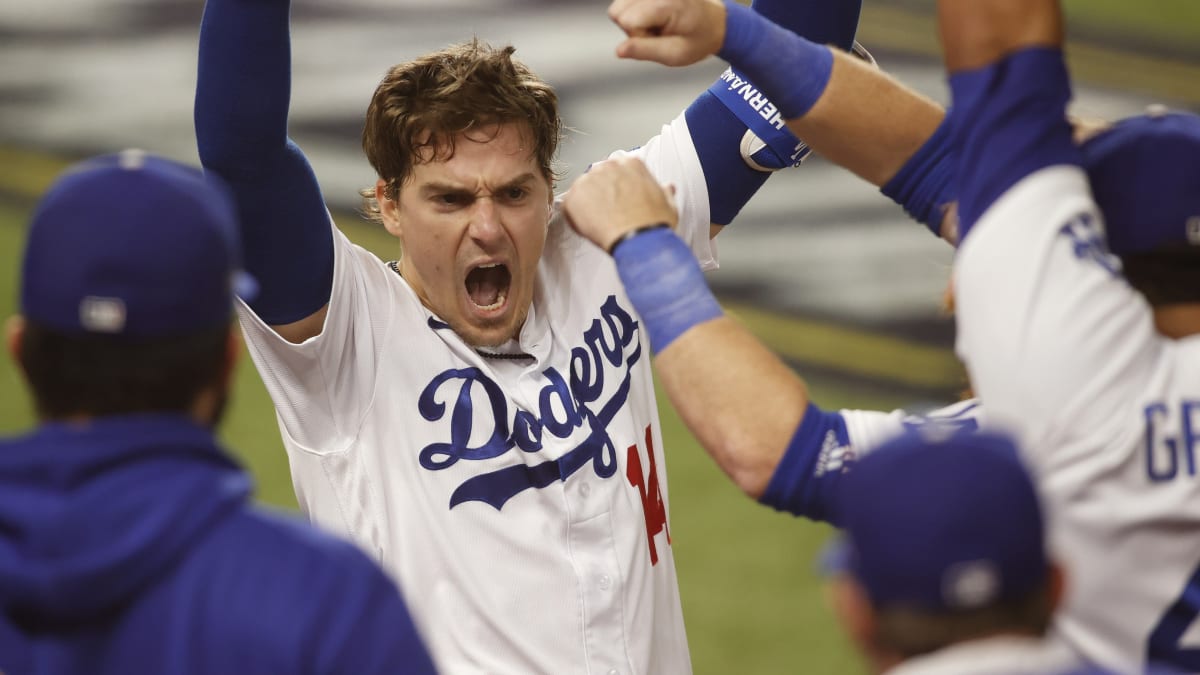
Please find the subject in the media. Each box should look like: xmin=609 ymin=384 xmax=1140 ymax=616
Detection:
xmin=19 ymin=150 xmax=256 ymax=338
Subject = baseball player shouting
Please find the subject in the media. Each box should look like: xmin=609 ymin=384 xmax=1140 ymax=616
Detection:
xmin=193 ymin=0 xmax=863 ymax=671
xmin=584 ymin=0 xmax=1200 ymax=671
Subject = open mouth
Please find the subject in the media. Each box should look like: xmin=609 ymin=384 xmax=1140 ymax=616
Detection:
xmin=465 ymin=263 xmax=511 ymax=311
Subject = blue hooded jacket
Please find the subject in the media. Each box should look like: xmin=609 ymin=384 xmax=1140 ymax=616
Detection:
xmin=0 ymin=415 xmax=435 ymax=674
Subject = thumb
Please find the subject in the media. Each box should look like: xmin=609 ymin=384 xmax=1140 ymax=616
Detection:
xmin=616 ymin=35 xmax=692 ymax=66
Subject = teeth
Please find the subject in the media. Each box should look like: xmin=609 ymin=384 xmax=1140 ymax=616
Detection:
xmin=474 ymin=288 xmax=507 ymax=311
xmin=478 ymin=263 xmax=501 ymax=269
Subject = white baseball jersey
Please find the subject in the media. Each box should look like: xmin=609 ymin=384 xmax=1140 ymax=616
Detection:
xmin=956 ymin=165 xmax=1200 ymax=671
xmin=839 ymin=398 xmax=985 ymax=453
xmin=886 ymin=636 xmax=1084 ymax=675
xmin=236 ymin=114 xmax=709 ymax=675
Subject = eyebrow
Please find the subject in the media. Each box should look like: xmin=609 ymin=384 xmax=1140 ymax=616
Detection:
xmin=418 ymin=173 xmax=539 ymax=197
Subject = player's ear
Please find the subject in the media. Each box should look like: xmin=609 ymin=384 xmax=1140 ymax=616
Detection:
xmin=826 ymin=575 xmax=878 ymax=655
xmin=5 ymin=315 xmax=25 ymax=369
xmin=377 ymin=179 xmax=405 ymax=238
xmin=1047 ymin=561 xmax=1067 ymax=614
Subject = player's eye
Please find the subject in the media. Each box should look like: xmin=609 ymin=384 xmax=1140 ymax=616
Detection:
xmin=435 ymin=192 xmax=467 ymax=207
xmin=501 ymin=186 xmax=528 ymax=203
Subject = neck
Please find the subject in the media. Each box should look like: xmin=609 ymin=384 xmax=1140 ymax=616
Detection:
xmin=1153 ymin=303 xmax=1200 ymax=339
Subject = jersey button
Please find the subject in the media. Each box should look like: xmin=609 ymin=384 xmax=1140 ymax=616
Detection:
xmin=607 ymin=669 xmax=620 ymax=675
xmin=598 ymin=574 xmax=612 ymax=590
xmin=580 ymin=482 xmax=591 ymax=498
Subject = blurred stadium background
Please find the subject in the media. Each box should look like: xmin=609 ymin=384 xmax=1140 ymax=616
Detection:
xmin=0 ymin=1 xmax=1197 ymax=672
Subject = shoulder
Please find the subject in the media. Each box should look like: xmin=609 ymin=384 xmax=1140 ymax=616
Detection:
xmin=179 ymin=506 xmax=432 ymax=672
xmin=213 ymin=505 xmax=386 ymax=573
xmin=542 ymin=200 xmax=618 ymax=285
xmin=837 ymin=399 xmax=984 ymax=455
xmin=187 ymin=505 xmax=403 ymax=616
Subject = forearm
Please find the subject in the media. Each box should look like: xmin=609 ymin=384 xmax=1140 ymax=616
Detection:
xmin=791 ymin=51 xmax=943 ymax=188
xmin=565 ymin=162 xmax=810 ymax=498
xmin=689 ymin=0 xmax=862 ymax=227
xmin=655 ymin=317 xmax=808 ymax=497
xmin=717 ymin=3 xmax=942 ymax=188
xmin=196 ymin=0 xmax=294 ymax=172
xmin=611 ymin=228 xmax=806 ymax=498
xmin=195 ymin=0 xmax=333 ymax=327
xmin=938 ymin=0 xmax=1064 ymax=74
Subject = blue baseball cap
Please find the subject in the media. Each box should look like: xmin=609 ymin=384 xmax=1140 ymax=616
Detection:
xmin=1081 ymin=108 xmax=1200 ymax=256
xmin=20 ymin=149 xmax=256 ymax=338
xmin=831 ymin=430 xmax=1049 ymax=612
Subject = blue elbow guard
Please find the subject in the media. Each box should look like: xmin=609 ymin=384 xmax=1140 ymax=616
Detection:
xmin=881 ymin=116 xmax=957 ymax=237
xmin=707 ymin=68 xmax=812 ymax=172
xmin=685 ymin=91 xmax=772 ymax=225
xmin=612 ymin=227 xmax=724 ymax=353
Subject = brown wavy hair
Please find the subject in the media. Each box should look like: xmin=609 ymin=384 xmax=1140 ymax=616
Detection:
xmin=359 ymin=38 xmax=563 ymax=222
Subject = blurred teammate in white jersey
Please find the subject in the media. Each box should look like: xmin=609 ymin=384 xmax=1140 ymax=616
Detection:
xmin=562 ymin=0 xmax=1200 ymax=671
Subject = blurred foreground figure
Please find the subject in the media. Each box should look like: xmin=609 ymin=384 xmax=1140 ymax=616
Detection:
xmin=827 ymin=431 xmax=1093 ymax=675
xmin=0 ymin=151 xmax=435 ymax=675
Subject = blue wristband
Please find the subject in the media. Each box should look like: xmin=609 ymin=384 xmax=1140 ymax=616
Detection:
xmin=612 ymin=228 xmax=724 ymax=353
xmin=717 ymin=1 xmax=834 ymax=120
xmin=881 ymin=116 xmax=957 ymax=237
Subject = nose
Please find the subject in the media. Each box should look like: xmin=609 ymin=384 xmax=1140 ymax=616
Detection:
xmin=468 ymin=196 xmax=505 ymax=246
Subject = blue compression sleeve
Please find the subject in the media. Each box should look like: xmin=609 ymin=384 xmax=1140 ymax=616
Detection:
xmin=759 ymin=403 xmax=854 ymax=525
xmin=718 ymin=2 xmax=834 ymax=120
xmin=946 ymin=48 xmax=1078 ymax=241
xmin=881 ymin=115 xmax=957 ymax=237
xmin=195 ymin=0 xmax=334 ymax=325
xmin=689 ymin=0 xmax=860 ymax=225
xmin=612 ymin=228 xmax=724 ymax=353
xmin=754 ymin=0 xmax=860 ymax=50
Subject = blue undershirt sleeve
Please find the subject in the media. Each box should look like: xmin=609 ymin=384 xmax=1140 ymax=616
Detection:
xmin=759 ymin=403 xmax=855 ymax=525
xmin=195 ymin=0 xmax=334 ymax=325
xmin=881 ymin=115 xmax=956 ymax=237
xmin=946 ymin=47 xmax=1079 ymax=242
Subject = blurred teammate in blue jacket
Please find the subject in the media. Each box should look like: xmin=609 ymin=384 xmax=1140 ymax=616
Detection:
xmin=0 ymin=150 xmax=435 ymax=675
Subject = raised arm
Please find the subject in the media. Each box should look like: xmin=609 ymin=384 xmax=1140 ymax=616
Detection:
xmin=937 ymin=0 xmax=1170 ymax=454
xmin=563 ymin=158 xmax=808 ymax=499
xmin=610 ymin=0 xmax=942 ymax=190
xmin=938 ymin=0 xmax=1064 ymax=73
xmin=681 ymin=0 xmax=863 ymax=234
xmin=195 ymin=0 xmax=332 ymax=343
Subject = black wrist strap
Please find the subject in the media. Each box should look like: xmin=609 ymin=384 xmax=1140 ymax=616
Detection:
xmin=608 ymin=222 xmax=671 ymax=256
